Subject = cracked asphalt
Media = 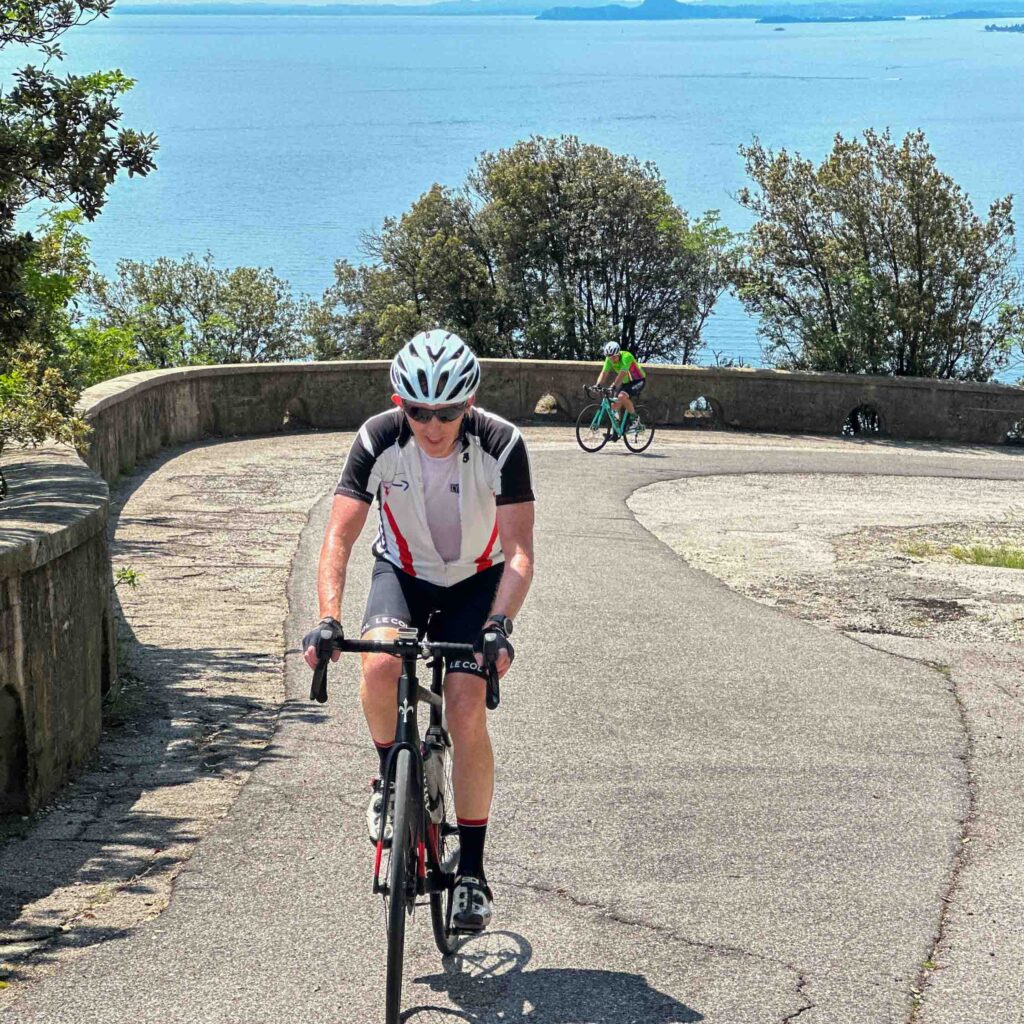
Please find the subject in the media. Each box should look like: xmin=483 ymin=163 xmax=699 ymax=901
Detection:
xmin=3 ymin=427 xmax=1023 ymax=1023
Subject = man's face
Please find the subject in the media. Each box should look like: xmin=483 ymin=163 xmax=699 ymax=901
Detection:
xmin=394 ymin=395 xmax=474 ymax=457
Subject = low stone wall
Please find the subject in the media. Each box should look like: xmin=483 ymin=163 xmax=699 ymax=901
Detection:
xmin=0 ymin=448 xmax=114 ymax=814
xmin=3 ymin=357 xmax=1023 ymax=813
xmin=80 ymin=361 xmax=1024 ymax=482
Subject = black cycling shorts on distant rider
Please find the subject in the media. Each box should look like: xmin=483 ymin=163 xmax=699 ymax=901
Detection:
xmin=617 ymin=378 xmax=646 ymax=398
xmin=361 ymin=557 xmax=504 ymax=680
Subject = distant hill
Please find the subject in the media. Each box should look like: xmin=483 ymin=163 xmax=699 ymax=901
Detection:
xmin=116 ymin=0 xmax=1024 ymax=14
xmin=538 ymin=0 xmax=1024 ymax=18
xmin=118 ymin=0 xmax=611 ymax=14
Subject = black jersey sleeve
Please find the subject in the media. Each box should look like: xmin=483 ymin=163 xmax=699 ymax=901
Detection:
xmin=495 ymin=434 xmax=535 ymax=506
xmin=334 ymin=410 xmax=402 ymax=504
xmin=335 ymin=432 xmax=376 ymax=504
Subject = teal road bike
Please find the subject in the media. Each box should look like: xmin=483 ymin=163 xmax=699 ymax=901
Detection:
xmin=575 ymin=384 xmax=655 ymax=454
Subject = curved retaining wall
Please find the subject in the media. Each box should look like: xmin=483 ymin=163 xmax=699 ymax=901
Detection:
xmin=3 ymin=359 xmax=1024 ymax=812
xmin=0 ymin=449 xmax=113 ymax=814
xmin=81 ymin=361 xmax=1024 ymax=483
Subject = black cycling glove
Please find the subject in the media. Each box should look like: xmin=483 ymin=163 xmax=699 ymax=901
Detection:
xmin=473 ymin=624 xmax=514 ymax=667
xmin=303 ymin=616 xmax=343 ymax=661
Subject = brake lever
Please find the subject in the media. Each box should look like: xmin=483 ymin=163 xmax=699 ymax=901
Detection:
xmin=311 ymin=656 xmax=329 ymax=703
xmin=309 ymin=625 xmax=339 ymax=704
xmin=482 ymin=631 xmax=501 ymax=711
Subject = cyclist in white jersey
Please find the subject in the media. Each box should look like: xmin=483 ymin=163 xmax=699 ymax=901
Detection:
xmin=302 ymin=330 xmax=535 ymax=932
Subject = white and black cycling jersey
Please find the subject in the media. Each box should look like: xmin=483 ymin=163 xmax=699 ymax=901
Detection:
xmin=336 ymin=407 xmax=534 ymax=587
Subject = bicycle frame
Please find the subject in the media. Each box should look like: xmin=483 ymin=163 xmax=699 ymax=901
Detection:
xmin=373 ymin=647 xmax=448 ymax=899
xmin=589 ymin=395 xmax=626 ymax=437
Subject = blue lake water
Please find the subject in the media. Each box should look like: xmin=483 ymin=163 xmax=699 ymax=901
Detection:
xmin=6 ymin=13 xmax=1024 ymax=368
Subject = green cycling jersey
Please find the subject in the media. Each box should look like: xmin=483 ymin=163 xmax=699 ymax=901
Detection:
xmin=602 ymin=351 xmax=645 ymax=382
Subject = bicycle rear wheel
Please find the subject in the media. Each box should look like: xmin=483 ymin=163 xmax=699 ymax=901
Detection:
xmin=385 ymin=748 xmax=417 ymax=1024
xmin=576 ymin=403 xmax=609 ymax=452
xmin=623 ymin=405 xmax=655 ymax=453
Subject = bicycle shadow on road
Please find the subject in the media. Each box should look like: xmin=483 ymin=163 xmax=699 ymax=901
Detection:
xmin=406 ymin=930 xmax=702 ymax=1023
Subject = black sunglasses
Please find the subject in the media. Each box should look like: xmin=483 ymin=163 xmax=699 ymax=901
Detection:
xmin=402 ymin=401 xmax=468 ymax=424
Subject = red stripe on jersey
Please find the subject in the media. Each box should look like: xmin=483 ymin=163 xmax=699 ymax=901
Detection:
xmin=474 ymin=518 xmax=499 ymax=572
xmin=383 ymin=501 xmax=416 ymax=576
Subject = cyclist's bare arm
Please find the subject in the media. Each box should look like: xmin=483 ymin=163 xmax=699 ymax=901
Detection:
xmin=492 ymin=501 xmax=534 ymax=619
xmin=484 ymin=501 xmax=535 ymax=677
xmin=304 ymin=495 xmax=369 ymax=669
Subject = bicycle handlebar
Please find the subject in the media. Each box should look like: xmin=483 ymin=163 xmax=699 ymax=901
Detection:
xmin=309 ymin=631 xmax=501 ymax=709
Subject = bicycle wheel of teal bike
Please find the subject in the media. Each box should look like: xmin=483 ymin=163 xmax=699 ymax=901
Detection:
xmin=623 ymin=406 xmax=655 ymax=453
xmin=386 ymin=748 xmax=417 ymax=1024
xmin=575 ymin=403 xmax=609 ymax=452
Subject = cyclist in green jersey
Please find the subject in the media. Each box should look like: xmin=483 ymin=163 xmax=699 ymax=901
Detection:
xmin=596 ymin=341 xmax=647 ymax=423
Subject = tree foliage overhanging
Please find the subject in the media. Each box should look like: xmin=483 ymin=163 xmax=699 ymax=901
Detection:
xmin=308 ymin=136 xmax=739 ymax=364
xmin=736 ymin=128 xmax=1024 ymax=381
xmin=0 ymin=0 xmax=158 ymax=370
xmin=0 ymin=1 xmax=159 ymax=473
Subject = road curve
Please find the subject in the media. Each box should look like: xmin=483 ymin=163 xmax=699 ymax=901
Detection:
xmin=6 ymin=431 xmax=1023 ymax=1024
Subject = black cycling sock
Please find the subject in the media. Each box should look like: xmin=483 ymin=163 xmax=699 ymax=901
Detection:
xmin=457 ymin=819 xmax=488 ymax=880
xmin=374 ymin=740 xmax=393 ymax=777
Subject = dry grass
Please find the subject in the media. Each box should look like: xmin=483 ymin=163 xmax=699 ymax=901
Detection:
xmin=950 ymin=545 xmax=1024 ymax=570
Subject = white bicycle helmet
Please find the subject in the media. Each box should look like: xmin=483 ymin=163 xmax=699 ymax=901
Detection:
xmin=390 ymin=329 xmax=481 ymax=405
xmin=603 ymin=341 xmax=621 ymax=358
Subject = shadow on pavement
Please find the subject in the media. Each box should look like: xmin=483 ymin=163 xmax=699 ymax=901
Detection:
xmin=407 ymin=931 xmax=702 ymax=1023
xmin=0 ymin=444 xmax=291 ymax=989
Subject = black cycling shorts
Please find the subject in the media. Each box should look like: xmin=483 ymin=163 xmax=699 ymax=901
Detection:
xmin=617 ymin=378 xmax=646 ymax=398
xmin=361 ymin=557 xmax=504 ymax=679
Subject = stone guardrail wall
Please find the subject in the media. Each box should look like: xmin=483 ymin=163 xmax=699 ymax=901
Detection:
xmin=0 ymin=449 xmax=113 ymax=814
xmin=3 ymin=359 xmax=1024 ymax=813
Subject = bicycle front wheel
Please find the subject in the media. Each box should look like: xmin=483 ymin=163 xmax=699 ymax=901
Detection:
xmin=576 ymin=403 xmax=609 ymax=452
xmin=429 ymin=741 xmax=459 ymax=956
xmin=386 ymin=748 xmax=417 ymax=1024
xmin=623 ymin=406 xmax=655 ymax=453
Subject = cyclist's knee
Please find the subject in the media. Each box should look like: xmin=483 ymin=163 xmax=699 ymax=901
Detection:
xmin=444 ymin=676 xmax=487 ymax=740
xmin=360 ymin=652 xmax=401 ymax=694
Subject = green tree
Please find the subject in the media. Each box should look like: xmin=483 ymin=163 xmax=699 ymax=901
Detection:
xmin=15 ymin=207 xmax=149 ymax=388
xmin=1 ymin=1 xmax=157 ymax=365
xmin=88 ymin=253 xmax=309 ymax=366
xmin=469 ymin=136 xmax=725 ymax=361
xmin=0 ymin=342 xmax=90 ymax=497
xmin=311 ymin=137 xmax=735 ymax=363
xmin=736 ymin=129 xmax=1024 ymax=380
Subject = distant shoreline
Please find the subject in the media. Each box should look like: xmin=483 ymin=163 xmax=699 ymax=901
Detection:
xmin=116 ymin=1 xmax=1024 ymax=18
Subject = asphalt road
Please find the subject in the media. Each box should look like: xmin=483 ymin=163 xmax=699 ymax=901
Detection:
xmin=8 ymin=433 xmax=1024 ymax=1024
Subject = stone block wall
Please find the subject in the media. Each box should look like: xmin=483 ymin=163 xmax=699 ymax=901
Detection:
xmin=0 ymin=450 xmax=112 ymax=814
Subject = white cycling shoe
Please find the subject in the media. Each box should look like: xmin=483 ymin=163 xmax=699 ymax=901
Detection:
xmin=452 ymin=876 xmax=493 ymax=932
xmin=367 ymin=778 xmax=394 ymax=846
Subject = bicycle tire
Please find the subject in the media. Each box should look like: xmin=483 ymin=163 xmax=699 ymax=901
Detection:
xmin=623 ymin=405 xmax=655 ymax=453
xmin=385 ymin=748 xmax=416 ymax=1024
xmin=575 ymin=403 xmax=609 ymax=452
xmin=429 ymin=750 xmax=458 ymax=955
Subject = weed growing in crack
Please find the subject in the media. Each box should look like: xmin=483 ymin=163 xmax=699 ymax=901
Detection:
xmin=950 ymin=545 xmax=1024 ymax=570
xmin=901 ymin=541 xmax=939 ymax=558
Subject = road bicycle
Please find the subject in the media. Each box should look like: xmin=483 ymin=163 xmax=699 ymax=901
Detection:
xmin=310 ymin=624 xmax=501 ymax=1024
xmin=575 ymin=384 xmax=655 ymax=453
